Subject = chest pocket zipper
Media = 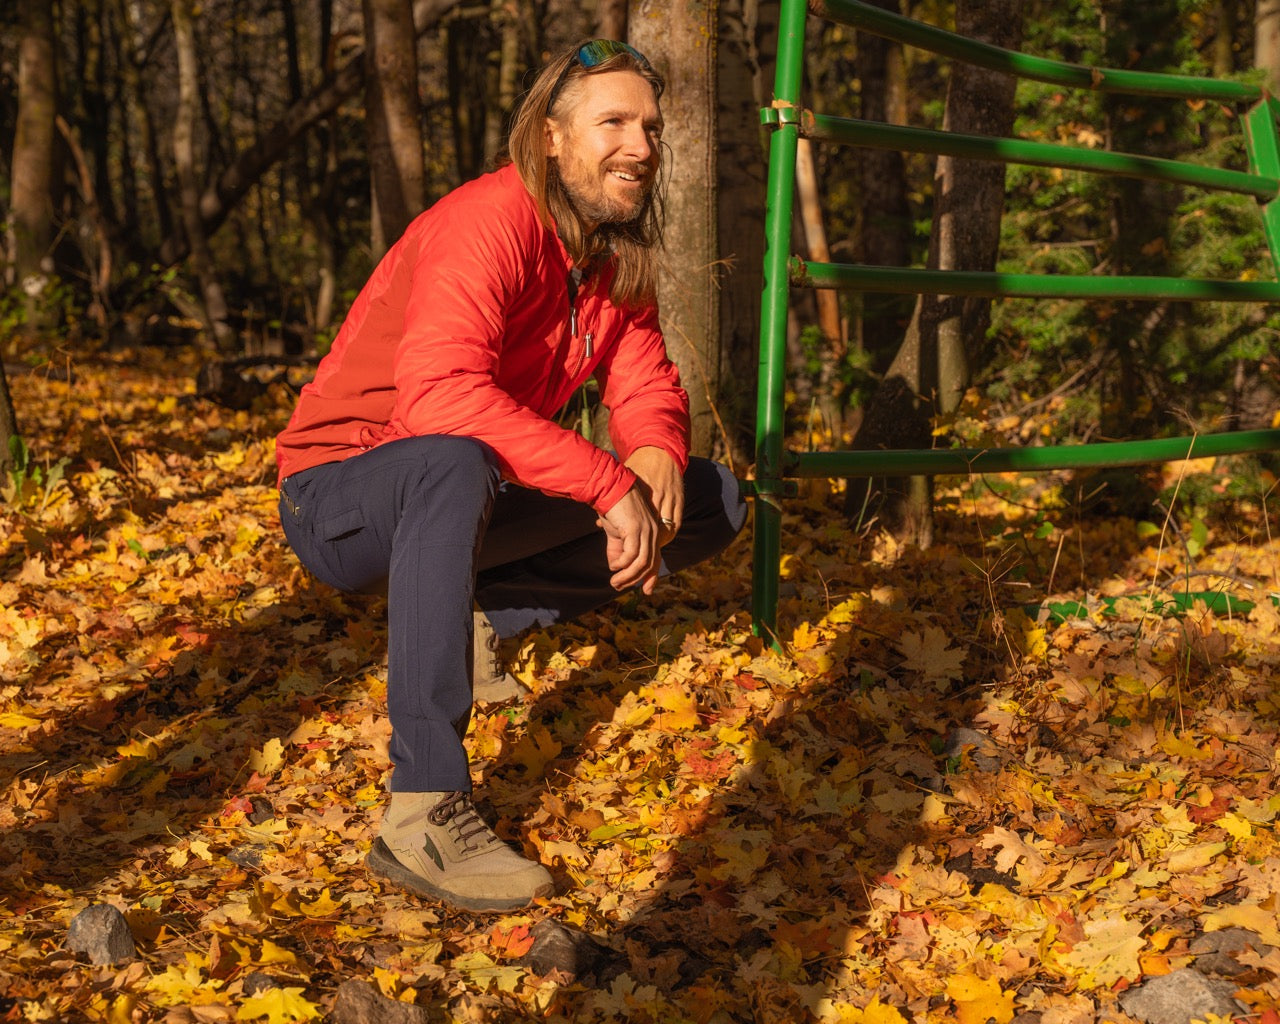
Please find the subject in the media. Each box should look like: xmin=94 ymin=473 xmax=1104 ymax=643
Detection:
xmin=567 ymin=266 xmax=594 ymax=369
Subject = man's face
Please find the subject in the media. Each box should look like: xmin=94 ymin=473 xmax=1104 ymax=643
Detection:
xmin=545 ymin=70 xmax=664 ymax=231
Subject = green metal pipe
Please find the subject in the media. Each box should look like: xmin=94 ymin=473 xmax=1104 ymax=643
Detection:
xmin=1245 ymin=97 xmax=1280 ymax=260
xmin=810 ymin=0 xmax=1263 ymax=103
xmin=792 ymin=260 xmax=1280 ymax=303
xmin=786 ymin=429 xmax=1280 ymax=478
xmin=804 ymin=113 xmax=1280 ymax=200
xmin=752 ymin=0 xmax=809 ymax=637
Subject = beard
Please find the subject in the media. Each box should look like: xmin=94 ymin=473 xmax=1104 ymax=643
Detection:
xmin=553 ymin=159 xmax=654 ymax=228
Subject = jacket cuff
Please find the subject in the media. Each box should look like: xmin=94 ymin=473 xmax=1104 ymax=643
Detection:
xmin=593 ymin=466 xmax=637 ymax=517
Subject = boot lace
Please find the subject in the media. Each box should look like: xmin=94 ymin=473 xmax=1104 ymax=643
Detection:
xmin=428 ymin=791 xmax=500 ymax=854
xmin=474 ymin=612 xmax=504 ymax=682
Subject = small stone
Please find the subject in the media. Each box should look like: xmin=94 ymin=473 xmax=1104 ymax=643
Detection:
xmin=943 ymin=727 xmax=1006 ymax=771
xmin=66 ymin=904 xmax=137 ymax=965
xmin=518 ymin=919 xmax=609 ymax=980
xmin=242 ymin=972 xmax=279 ymax=996
xmin=1118 ymin=968 xmax=1242 ymax=1024
xmin=329 ymin=980 xmax=444 ymax=1024
xmin=1190 ymin=926 xmax=1274 ymax=977
xmin=247 ymin=797 xmax=276 ymax=825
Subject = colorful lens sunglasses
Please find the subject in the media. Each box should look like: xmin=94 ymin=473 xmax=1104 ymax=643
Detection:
xmin=547 ymin=39 xmax=656 ymax=111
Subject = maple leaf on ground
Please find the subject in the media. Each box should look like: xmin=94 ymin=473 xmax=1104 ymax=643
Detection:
xmin=817 ymin=995 xmax=909 ymax=1023
xmin=1055 ymin=915 xmax=1146 ymax=988
xmin=644 ymin=681 xmax=701 ymax=731
xmin=489 ymin=922 xmax=536 ymax=958
xmin=896 ymin=626 xmax=965 ymax=684
xmin=684 ymin=749 xmax=736 ymax=781
xmin=451 ymin=950 xmax=525 ymax=993
xmin=1202 ymin=901 xmax=1280 ymax=947
xmin=979 ymin=827 xmax=1049 ymax=883
xmin=235 ymin=986 xmax=322 ymax=1022
xmin=946 ymin=973 xmax=1015 ymax=1024
xmin=509 ymin=723 xmax=562 ymax=775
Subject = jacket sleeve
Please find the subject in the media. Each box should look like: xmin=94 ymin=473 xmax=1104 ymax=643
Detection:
xmin=594 ymin=302 xmax=692 ymax=471
xmin=390 ymin=201 xmax=637 ymax=515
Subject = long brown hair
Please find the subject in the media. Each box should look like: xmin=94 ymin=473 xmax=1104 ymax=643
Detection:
xmin=502 ymin=42 xmax=667 ymax=310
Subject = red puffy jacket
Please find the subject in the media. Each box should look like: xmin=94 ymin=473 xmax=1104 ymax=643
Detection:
xmin=275 ymin=164 xmax=690 ymax=514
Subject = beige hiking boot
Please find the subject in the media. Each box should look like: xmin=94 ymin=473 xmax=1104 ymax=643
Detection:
xmin=472 ymin=609 xmax=526 ymax=704
xmin=368 ymin=791 xmax=554 ymax=912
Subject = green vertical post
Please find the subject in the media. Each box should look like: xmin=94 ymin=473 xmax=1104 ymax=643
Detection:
xmin=1244 ymin=97 xmax=1280 ymax=264
xmin=752 ymin=0 xmax=808 ymax=638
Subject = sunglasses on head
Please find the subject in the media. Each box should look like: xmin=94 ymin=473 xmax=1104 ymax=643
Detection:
xmin=547 ymin=39 xmax=656 ymax=112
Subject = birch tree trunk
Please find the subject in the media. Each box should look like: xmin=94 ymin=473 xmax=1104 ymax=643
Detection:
xmin=629 ymin=0 xmax=720 ymax=456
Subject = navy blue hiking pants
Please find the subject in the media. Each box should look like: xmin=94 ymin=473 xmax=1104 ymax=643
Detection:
xmin=278 ymin=435 xmax=746 ymax=792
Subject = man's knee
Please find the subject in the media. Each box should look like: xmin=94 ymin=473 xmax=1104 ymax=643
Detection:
xmin=395 ymin=434 xmax=500 ymax=506
xmin=425 ymin=434 xmax=499 ymax=479
xmin=679 ymin=457 xmax=747 ymax=557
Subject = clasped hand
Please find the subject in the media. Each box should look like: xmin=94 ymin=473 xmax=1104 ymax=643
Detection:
xmin=596 ymin=447 xmax=683 ymax=594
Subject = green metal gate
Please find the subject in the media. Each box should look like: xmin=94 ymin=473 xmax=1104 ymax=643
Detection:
xmin=752 ymin=0 xmax=1280 ymax=635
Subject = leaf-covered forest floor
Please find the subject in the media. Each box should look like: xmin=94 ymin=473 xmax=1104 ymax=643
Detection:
xmin=3 ymin=348 xmax=1280 ymax=1024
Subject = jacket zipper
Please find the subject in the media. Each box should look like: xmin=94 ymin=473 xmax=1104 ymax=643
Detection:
xmin=567 ymin=267 xmax=594 ymax=376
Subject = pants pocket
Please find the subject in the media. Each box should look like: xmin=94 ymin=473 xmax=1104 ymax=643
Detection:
xmin=318 ymin=506 xmax=364 ymax=542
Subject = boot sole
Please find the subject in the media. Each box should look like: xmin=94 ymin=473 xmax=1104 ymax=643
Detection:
xmin=366 ymin=838 xmax=549 ymax=914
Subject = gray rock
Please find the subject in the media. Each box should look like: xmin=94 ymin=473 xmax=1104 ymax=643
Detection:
xmin=943 ymin=727 xmax=1005 ymax=771
xmin=242 ymin=972 xmax=279 ymax=996
xmin=1118 ymin=969 xmax=1243 ymax=1024
xmin=518 ymin=919 xmax=609 ymax=980
xmin=66 ymin=904 xmax=137 ymax=965
xmin=1190 ymin=927 xmax=1274 ymax=977
xmin=329 ymin=980 xmax=445 ymax=1024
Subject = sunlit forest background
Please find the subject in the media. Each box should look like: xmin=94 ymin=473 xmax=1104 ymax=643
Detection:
xmin=7 ymin=3 xmax=1280 ymax=1022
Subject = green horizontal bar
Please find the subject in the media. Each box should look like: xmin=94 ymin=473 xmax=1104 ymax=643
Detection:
xmin=811 ymin=0 xmax=1262 ymax=103
xmin=792 ymin=260 xmax=1280 ymax=302
xmin=783 ymin=429 xmax=1280 ymax=477
xmin=804 ymin=113 xmax=1280 ymax=200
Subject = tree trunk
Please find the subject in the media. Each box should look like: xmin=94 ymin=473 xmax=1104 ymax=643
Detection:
xmin=172 ymin=0 xmax=236 ymax=351
xmin=716 ymin=0 xmax=772 ymax=466
xmin=854 ymin=0 xmax=912 ymax=365
xmin=795 ymin=136 xmax=844 ymax=439
xmin=1259 ymin=0 xmax=1280 ymax=92
xmin=845 ymin=0 xmax=1023 ymax=544
xmin=630 ymin=0 xmax=720 ymax=456
xmin=1214 ymin=0 xmax=1237 ymax=78
xmin=115 ymin=0 xmax=175 ymax=254
xmin=0 ymin=364 xmax=17 ymax=478
xmin=595 ymin=0 xmax=627 ymax=37
xmin=7 ymin=0 xmax=58 ymax=326
xmin=488 ymin=0 xmax=521 ymax=166
xmin=363 ymin=0 xmax=426 ymax=257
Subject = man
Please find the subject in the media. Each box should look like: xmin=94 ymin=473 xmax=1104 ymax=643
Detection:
xmin=275 ymin=40 xmax=745 ymax=913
